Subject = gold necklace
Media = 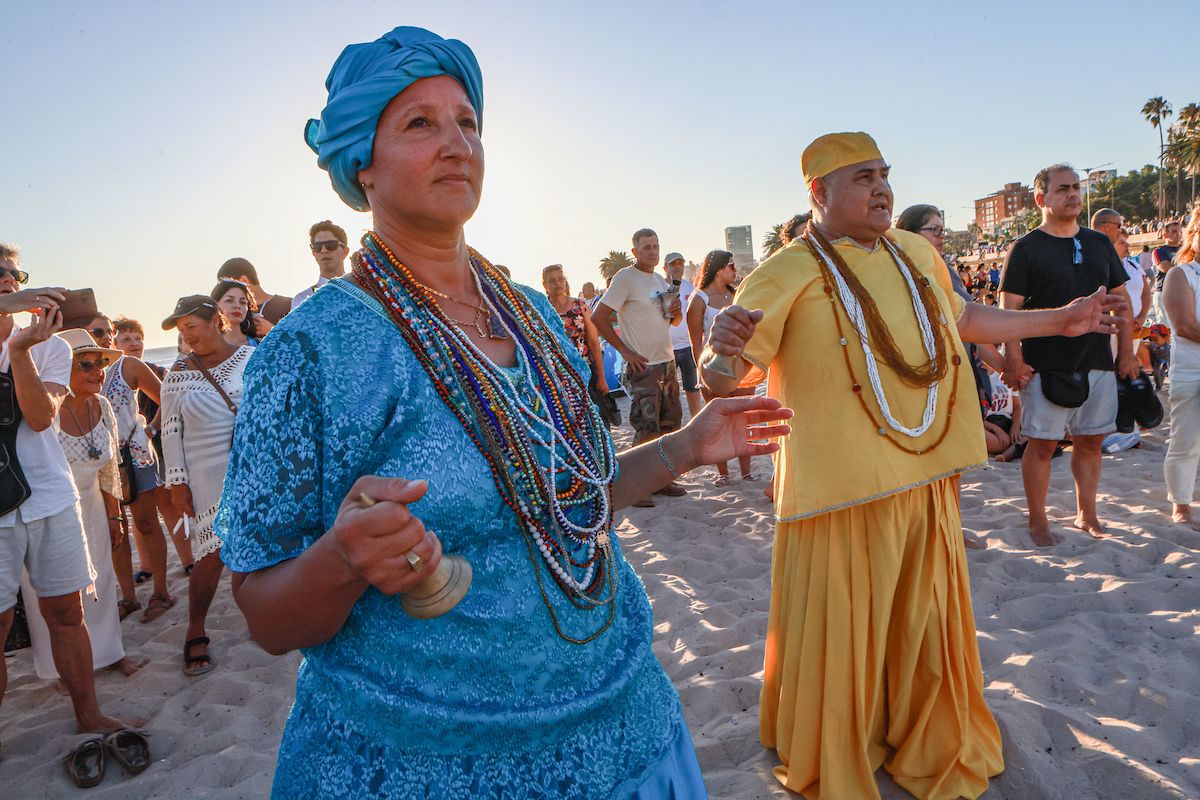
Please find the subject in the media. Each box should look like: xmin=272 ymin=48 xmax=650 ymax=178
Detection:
xmin=409 ymin=274 xmax=507 ymax=340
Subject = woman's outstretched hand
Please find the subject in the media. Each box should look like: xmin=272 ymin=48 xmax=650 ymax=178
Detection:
xmin=331 ymin=476 xmax=442 ymax=595
xmin=679 ymin=394 xmax=792 ymax=468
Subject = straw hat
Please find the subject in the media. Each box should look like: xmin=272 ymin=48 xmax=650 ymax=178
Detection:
xmin=56 ymin=329 xmax=123 ymax=366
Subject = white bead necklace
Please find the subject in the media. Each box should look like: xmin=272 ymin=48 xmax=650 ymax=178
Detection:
xmin=806 ymin=234 xmax=943 ymax=439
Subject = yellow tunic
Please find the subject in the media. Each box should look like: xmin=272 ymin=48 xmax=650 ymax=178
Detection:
xmin=737 ymin=228 xmax=986 ymax=521
xmin=735 ymin=229 xmax=1003 ymax=800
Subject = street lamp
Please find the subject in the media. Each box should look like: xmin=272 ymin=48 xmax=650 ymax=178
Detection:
xmin=1079 ymin=161 xmax=1114 ymax=223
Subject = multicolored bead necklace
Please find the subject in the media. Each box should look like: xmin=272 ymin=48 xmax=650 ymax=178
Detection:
xmin=355 ymin=232 xmax=619 ymax=644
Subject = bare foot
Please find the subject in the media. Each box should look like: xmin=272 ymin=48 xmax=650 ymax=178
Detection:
xmin=55 ymin=679 xmax=69 ymax=696
xmin=76 ymin=713 xmax=144 ymax=734
xmin=962 ymin=534 xmax=986 ymax=550
xmin=1171 ymin=505 xmax=1200 ymax=530
xmin=1028 ymin=518 xmax=1057 ymax=547
xmin=764 ymin=479 xmax=775 ymax=502
xmin=106 ymin=656 xmax=149 ymax=677
xmin=1073 ymin=515 xmax=1110 ymax=539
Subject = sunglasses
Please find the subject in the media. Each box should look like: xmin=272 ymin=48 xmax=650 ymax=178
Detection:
xmin=310 ymin=240 xmax=343 ymax=253
xmin=919 ymin=226 xmax=946 ymax=236
xmin=0 ymin=267 xmax=29 ymax=284
xmin=76 ymin=358 xmax=106 ymax=373
xmin=89 ymin=327 xmax=113 ymax=340
xmin=1072 ymin=238 xmax=1083 ymax=265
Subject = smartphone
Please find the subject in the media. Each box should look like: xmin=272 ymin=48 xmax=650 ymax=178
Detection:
xmin=59 ymin=288 xmax=99 ymax=327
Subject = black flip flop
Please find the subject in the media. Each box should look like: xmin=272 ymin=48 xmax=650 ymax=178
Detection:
xmin=132 ymin=571 xmax=153 ymax=585
xmin=64 ymin=737 xmax=105 ymax=788
xmin=103 ymin=729 xmax=151 ymax=776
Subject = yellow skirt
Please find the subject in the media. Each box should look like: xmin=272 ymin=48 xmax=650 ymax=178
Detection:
xmin=760 ymin=477 xmax=1003 ymax=800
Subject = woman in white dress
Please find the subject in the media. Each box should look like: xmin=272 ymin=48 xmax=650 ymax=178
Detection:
xmin=20 ymin=330 xmax=146 ymax=679
xmin=687 ymin=249 xmax=754 ymax=484
xmin=1161 ymin=204 xmax=1200 ymax=528
xmin=160 ymin=295 xmax=251 ymax=676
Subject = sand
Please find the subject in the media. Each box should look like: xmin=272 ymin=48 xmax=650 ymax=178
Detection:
xmin=2 ymin=402 xmax=1198 ymax=799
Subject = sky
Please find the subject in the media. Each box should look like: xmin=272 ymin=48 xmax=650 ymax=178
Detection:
xmin=2 ymin=0 xmax=1195 ymax=347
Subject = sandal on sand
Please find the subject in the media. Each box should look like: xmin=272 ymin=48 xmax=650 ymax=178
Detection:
xmin=741 ymin=473 xmax=758 ymax=481
xmin=64 ymin=737 xmax=105 ymax=788
xmin=132 ymin=570 xmax=153 ymax=585
xmin=182 ymin=563 xmax=194 ymax=577
xmin=183 ymin=637 xmax=214 ymax=677
xmin=713 ymin=475 xmax=731 ymax=487
xmin=117 ymin=599 xmax=141 ymax=621
xmin=104 ymin=729 xmax=151 ymax=775
xmin=141 ymin=593 xmax=175 ymax=623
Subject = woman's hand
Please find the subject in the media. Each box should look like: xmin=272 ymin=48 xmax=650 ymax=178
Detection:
xmin=171 ymin=483 xmax=194 ymax=517
xmin=252 ymin=316 xmax=275 ymax=338
xmin=677 ymin=394 xmax=792 ymax=468
xmin=107 ymin=516 xmax=125 ymax=548
xmin=9 ymin=309 xmax=63 ymax=353
xmin=330 ymin=476 xmax=442 ymax=595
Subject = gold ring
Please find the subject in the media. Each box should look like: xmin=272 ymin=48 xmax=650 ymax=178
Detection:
xmin=404 ymin=551 xmax=423 ymax=572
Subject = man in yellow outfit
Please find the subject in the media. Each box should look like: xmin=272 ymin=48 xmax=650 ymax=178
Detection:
xmin=700 ymin=132 xmax=1130 ymax=800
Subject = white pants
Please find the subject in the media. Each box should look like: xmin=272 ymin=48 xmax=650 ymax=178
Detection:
xmin=1164 ymin=376 xmax=1200 ymax=504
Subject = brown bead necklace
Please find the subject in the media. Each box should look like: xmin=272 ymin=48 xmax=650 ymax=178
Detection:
xmin=803 ymin=226 xmax=961 ymax=456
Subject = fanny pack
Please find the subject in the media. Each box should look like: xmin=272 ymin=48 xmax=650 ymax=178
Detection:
xmin=1040 ymin=369 xmax=1090 ymax=408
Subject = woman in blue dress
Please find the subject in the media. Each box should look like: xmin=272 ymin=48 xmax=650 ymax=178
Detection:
xmin=216 ymin=26 xmax=792 ymax=799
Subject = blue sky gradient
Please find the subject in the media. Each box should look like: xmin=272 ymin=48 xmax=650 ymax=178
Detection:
xmin=2 ymin=0 xmax=1193 ymax=345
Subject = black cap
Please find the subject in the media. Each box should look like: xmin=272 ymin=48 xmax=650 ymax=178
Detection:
xmin=162 ymin=295 xmax=216 ymax=330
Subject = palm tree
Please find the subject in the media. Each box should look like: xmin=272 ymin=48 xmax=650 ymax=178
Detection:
xmin=1142 ymin=96 xmax=1173 ymax=217
xmin=761 ymin=223 xmax=785 ymax=259
xmin=1166 ymin=124 xmax=1200 ymax=209
xmin=1177 ymin=102 xmax=1200 ymax=203
xmin=598 ymin=250 xmax=632 ymax=282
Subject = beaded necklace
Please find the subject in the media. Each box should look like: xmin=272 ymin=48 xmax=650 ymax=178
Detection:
xmin=355 ymin=232 xmax=619 ymax=644
xmin=803 ymin=226 xmax=962 ymax=455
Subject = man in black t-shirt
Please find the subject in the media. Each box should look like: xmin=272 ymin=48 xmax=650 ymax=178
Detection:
xmin=999 ymin=163 xmax=1137 ymax=547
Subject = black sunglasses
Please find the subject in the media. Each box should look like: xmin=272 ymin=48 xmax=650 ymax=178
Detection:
xmin=310 ymin=240 xmax=343 ymax=253
xmin=0 ymin=267 xmax=29 ymax=284
xmin=76 ymin=358 xmax=106 ymax=373
xmin=89 ymin=327 xmax=113 ymax=340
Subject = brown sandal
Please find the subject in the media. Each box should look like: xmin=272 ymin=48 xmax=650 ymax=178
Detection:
xmin=140 ymin=593 xmax=175 ymax=623
xmin=103 ymin=729 xmax=151 ymax=775
xmin=64 ymin=737 xmax=105 ymax=788
xmin=117 ymin=598 xmax=141 ymax=621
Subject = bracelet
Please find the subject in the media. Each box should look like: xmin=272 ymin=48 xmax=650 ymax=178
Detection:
xmin=656 ymin=437 xmax=681 ymax=480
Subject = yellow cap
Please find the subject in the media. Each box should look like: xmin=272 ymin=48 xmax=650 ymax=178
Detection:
xmin=801 ymin=132 xmax=884 ymax=186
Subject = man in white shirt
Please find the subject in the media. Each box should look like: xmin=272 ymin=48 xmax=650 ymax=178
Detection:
xmin=664 ymin=252 xmax=702 ymax=419
xmin=593 ymin=229 xmax=686 ymax=505
xmin=0 ymin=244 xmax=134 ymax=737
xmin=292 ymin=220 xmax=351 ymax=309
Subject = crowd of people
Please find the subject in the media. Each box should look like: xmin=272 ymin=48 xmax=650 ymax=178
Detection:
xmin=0 ymin=219 xmax=359 ymax=783
xmin=1 ymin=23 xmax=1199 ymax=800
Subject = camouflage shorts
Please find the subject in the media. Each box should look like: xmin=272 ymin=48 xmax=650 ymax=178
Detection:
xmin=624 ymin=360 xmax=682 ymax=434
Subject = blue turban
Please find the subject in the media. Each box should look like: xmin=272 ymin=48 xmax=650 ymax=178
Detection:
xmin=304 ymin=26 xmax=483 ymax=212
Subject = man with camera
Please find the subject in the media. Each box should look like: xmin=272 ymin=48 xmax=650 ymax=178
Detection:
xmin=593 ymin=228 xmax=686 ymax=505
xmin=0 ymin=243 xmax=135 ymax=740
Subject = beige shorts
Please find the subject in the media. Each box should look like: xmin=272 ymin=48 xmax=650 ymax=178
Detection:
xmin=0 ymin=504 xmax=94 ymax=612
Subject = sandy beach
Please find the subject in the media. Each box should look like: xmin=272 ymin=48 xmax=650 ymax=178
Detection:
xmin=2 ymin=400 xmax=1198 ymax=799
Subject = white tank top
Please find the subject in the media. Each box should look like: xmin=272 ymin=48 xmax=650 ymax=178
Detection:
xmin=1167 ymin=261 xmax=1200 ymax=381
xmin=691 ymin=289 xmax=723 ymax=345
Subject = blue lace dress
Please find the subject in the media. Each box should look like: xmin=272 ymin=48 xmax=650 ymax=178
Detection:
xmin=217 ymin=278 xmax=706 ymax=799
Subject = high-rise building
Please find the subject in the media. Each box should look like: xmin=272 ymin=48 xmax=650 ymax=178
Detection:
xmin=725 ymin=225 xmax=754 ymax=273
xmin=974 ymin=183 xmax=1035 ymax=234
